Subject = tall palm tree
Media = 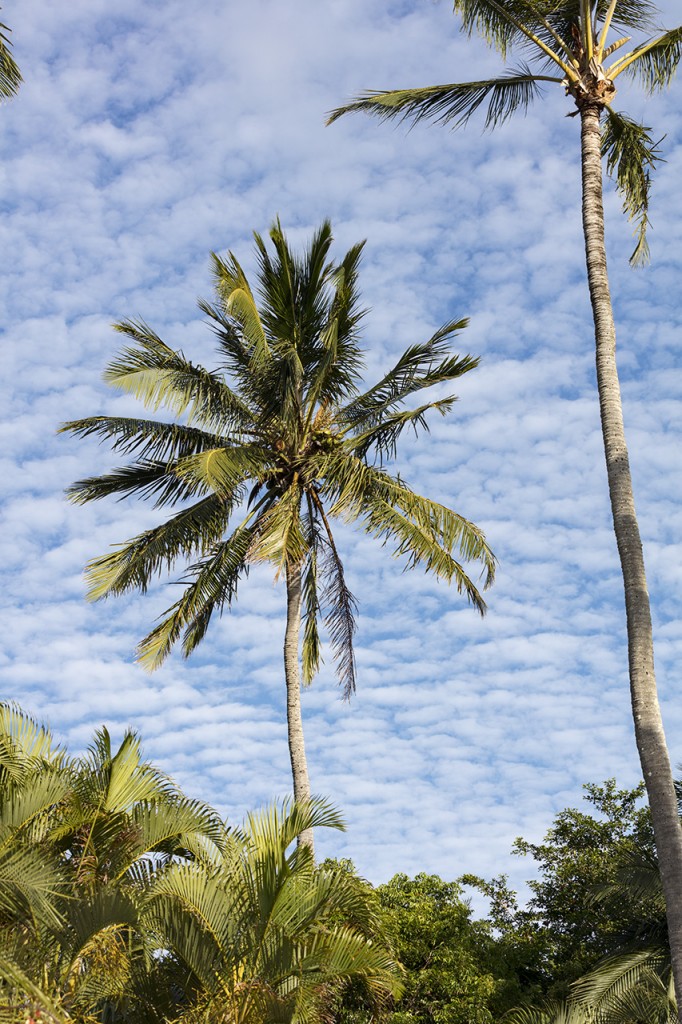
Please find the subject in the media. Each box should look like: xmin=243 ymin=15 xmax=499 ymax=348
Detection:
xmin=329 ymin=0 xmax=682 ymax=1007
xmin=62 ymin=219 xmax=496 ymax=851
xmin=0 ymin=13 xmax=21 ymax=99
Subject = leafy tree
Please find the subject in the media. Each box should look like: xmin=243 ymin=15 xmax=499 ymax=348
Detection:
xmin=465 ymin=781 xmax=657 ymax=1003
xmin=505 ymin=849 xmax=675 ymax=1024
xmin=62 ymin=219 xmax=495 ymax=851
xmin=0 ymin=13 xmax=20 ymax=100
xmin=374 ymin=873 xmax=497 ymax=1024
xmin=329 ymin=2 xmax=682 ymax=1006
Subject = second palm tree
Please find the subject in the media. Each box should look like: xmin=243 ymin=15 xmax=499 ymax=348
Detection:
xmin=62 ymin=220 xmax=495 ymax=851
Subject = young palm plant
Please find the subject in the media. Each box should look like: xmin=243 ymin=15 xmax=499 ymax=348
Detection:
xmin=62 ymin=219 xmax=495 ymax=852
xmin=329 ymin=0 xmax=682 ymax=1007
xmin=0 ymin=706 xmax=226 ymax=1024
xmin=144 ymin=798 xmax=403 ymax=1024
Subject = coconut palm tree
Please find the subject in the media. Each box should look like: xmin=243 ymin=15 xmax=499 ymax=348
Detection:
xmin=329 ymin=0 xmax=682 ymax=1007
xmin=144 ymin=798 xmax=403 ymax=1024
xmin=0 ymin=13 xmax=21 ymax=99
xmin=62 ymin=219 xmax=496 ymax=851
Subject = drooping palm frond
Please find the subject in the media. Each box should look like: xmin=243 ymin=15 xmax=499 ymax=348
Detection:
xmin=503 ymin=997 xmax=593 ymax=1024
xmin=0 ymin=19 xmax=21 ymax=100
xmin=601 ymin=107 xmax=662 ymax=265
xmin=572 ymin=947 xmax=675 ymax=1024
xmin=328 ymin=67 xmax=550 ymax=129
xmin=135 ymin=519 xmax=257 ymax=668
xmin=83 ymin=495 xmax=232 ymax=599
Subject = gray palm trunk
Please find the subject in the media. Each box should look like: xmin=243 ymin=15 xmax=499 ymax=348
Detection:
xmin=580 ymin=101 xmax=682 ymax=1017
xmin=284 ymin=562 xmax=314 ymax=852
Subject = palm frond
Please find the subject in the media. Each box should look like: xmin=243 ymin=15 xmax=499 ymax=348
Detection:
xmin=212 ymin=250 xmax=272 ymax=373
xmin=351 ymin=397 xmax=459 ymax=462
xmin=246 ymin=484 xmax=306 ymax=572
xmin=60 ymin=415 xmax=227 ymax=463
xmin=301 ymin=506 xmax=322 ymax=686
xmin=83 ymin=495 xmax=231 ymax=599
xmin=310 ymin=495 xmax=358 ymax=699
xmin=609 ymin=26 xmax=682 ymax=91
xmin=572 ymin=946 xmax=671 ymax=1016
xmin=136 ymin=520 xmax=256 ymax=668
xmin=175 ymin=444 xmax=272 ymax=499
xmin=601 ymin=107 xmax=662 ymax=265
xmin=328 ymin=66 xmax=549 ymax=129
xmin=317 ymin=454 xmax=495 ymax=603
xmin=0 ymin=20 xmax=21 ymax=99
xmin=341 ymin=323 xmax=475 ymax=430
xmin=108 ymin=320 xmax=253 ymax=430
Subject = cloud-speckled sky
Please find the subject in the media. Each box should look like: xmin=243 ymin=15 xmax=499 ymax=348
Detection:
xmin=2 ymin=0 xmax=681 ymax=905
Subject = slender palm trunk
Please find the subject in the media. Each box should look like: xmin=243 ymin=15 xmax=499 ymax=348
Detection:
xmin=580 ymin=101 xmax=682 ymax=1017
xmin=284 ymin=561 xmax=314 ymax=852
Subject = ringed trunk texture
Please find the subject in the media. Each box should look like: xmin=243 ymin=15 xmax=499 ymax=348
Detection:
xmin=580 ymin=102 xmax=682 ymax=1016
xmin=284 ymin=561 xmax=314 ymax=853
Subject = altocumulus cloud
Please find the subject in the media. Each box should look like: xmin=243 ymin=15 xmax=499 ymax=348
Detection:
xmin=0 ymin=0 xmax=681 ymax=901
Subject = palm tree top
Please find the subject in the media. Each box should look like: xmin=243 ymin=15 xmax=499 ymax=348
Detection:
xmin=328 ymin=1 xmax=682 ymax=264
xmin=62 ymin=220 xmax=495 ymax=697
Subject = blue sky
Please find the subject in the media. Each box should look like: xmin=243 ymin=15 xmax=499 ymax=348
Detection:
xmin=2 ymin=0 xmax=682 ymax=907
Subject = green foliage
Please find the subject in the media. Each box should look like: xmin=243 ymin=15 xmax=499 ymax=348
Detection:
xmin=465 ymin=779 xmax=658 ymax=1014
xmin=376 ymin=873 xmax=497 ymax=1024
xmin=0 ymin=706 xmax=401 ymax=1024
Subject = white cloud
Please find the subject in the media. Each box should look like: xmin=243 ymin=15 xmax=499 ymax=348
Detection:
xmin=1 ymin=0 xmax=681 ymax=910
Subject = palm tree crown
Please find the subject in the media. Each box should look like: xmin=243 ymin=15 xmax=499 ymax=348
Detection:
xmin=329 ymin=1 xmax=681 ymax=264
xmin=62 ymin=220 xmax=495 ymax=827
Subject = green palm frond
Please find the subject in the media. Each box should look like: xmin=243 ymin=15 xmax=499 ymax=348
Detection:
xmin=60 ymin=415 xmax=227 ymax=463
xmin=212 ymin=250 xmax=272 ymax=372
xmin=247 ymin=484 xmax=306 ymax=571
xmin=77 ymin=728 xmax=174 ymax=813
xmin=66 ymin=459 xmax=220 ymax=508
xmin=129 ymin=797 xmax=226 ymax=869
xmin=136 ymin=520 xmax=256 ymax=668
xmin=175 ymin=443 xmax=272 ymax=499
xmin=341 ymin=323 xmax=476 ymax=431
xmin=301 ymin=506 xmax=322 ymax=685
xmin=601 ymin=107 xmax=662 ymax=265
xmin=572 ymin=946 xmax=672 ymax=1017
xmin=351 ymin=397 xmax=459 ymax=462
xmin=503 ymin=997 xmax=592 ymax=1024
xmin=0 ymin=20 xmax=21 ymax=99
xmin=609 ymin=25 xmax=682 ymax=90
xmin=328 ymin=66 xmax=550 ymax=129
xmin=108 ymin=319 xmax=253 ymax=430
xmin=318 ymin=453 xmax=495 ymax=600
xmin=313 ymin=504 xmax=358 ymax=699
xmin=0 ymin=703 xmax=67 ymax=782
xmin=83 ymin=495 xmax=230 ymax=600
